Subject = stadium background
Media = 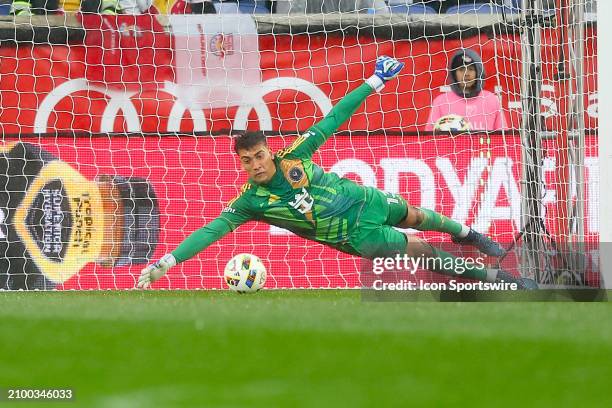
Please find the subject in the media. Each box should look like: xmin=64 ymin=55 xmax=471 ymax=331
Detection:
xmin=0 ymin=11 xmax=599 ymax=289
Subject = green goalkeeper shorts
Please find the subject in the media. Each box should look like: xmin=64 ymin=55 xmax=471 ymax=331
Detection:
xmin=339 ymin=187 xmax=410 ymax=259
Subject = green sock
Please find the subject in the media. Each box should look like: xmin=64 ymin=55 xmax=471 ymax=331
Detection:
xmin=416 ymin=208 xmax=464 ymax=236
xmin=427 ymin=248 xmax=488 ymax=281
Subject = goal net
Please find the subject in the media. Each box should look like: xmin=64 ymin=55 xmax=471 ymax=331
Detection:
xmin=0 ymin=0 xmax=599 ymax=290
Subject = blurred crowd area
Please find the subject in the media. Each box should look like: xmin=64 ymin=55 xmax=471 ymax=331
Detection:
xmin=0 ymin=0 xmax=598 ymax=17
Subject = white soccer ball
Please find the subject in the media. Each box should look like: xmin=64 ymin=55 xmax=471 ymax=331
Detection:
xmin=224 ymin=253 xmax=267 ymax=293
xmin=434 ymin=114 xmax=471 ymax=132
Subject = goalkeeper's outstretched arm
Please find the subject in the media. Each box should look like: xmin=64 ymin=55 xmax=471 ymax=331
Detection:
xmin=138 ymin=193 xmax=252 ymax=288
xmin=137 ymin=217 xmax=234 ymax=288
xmin=278 ymin=56 xmax=404 ymax=160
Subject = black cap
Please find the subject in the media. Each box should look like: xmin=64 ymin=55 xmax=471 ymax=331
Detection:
xmin=451 ymin=52 xmax=476 ymax=71
xmin=108 ymin=175 xmax=159 ymax=266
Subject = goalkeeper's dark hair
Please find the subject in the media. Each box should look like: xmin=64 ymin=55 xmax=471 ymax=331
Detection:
xmin=233 ymin=131 xmax=268 ymax=154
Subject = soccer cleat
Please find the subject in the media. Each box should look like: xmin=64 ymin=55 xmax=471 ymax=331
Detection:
xmin=452 ymin=228 xmax=505 ymax=257
xmin=494 ymin=269 xmax=539 ymax=290
xmin=519 ymin=278 xmax=539 ymax=290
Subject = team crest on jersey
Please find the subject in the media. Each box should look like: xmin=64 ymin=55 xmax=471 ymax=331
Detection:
xmin=288 ymin=166 xmax=304 ymax=183
xmin=280 ymin=159 xmax=309 ymax=189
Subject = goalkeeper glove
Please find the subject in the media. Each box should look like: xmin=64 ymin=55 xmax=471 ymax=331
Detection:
xmin=366 ymin=56 xmax=405 ymax=92
xmin=137 ymin=253 xmax=176 ymax=289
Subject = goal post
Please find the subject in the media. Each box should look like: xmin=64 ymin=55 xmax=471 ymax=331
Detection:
xmin=597 ymin=0 xmax=612 ymax=290
xmin=509 ymin=0 xmax=599 ymax=287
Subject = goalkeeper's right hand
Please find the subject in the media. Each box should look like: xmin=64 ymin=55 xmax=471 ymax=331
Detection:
xmin=137 ymin=254 xmax=177 ymax=289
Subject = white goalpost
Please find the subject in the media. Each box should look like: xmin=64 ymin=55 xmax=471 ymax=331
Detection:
xmin=597 ymin=0 xmax=611 ymax=290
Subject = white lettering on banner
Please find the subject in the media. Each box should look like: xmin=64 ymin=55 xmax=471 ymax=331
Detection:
xmin=330 ymin=159 xmax=377 ymax=187
xmin=380 ymin=158 xmax=436 ymax=210
xmin=34 ymin=77 xmax=332 ymax=133
xmin=542 ymin=157 xmax=556 ymax=210
xmin=436 ymin=157 xmax=488 ymax=225
xmin=473 ymin=158 xmax=521 ymax=233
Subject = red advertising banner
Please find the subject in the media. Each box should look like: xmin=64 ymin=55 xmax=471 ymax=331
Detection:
xmin=0 ymin=134 xmax=598 ymax=290
xmin=0 ymin=27 xmax=597 ymax=134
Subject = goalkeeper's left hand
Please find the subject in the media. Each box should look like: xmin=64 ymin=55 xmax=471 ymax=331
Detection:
xmin=137 ymin=253 xmax=176 ymax=289
xmin=374 ymin=56 xmax=404 ymax=82
xmin=366 ymin=56 xmax=404 ymax=92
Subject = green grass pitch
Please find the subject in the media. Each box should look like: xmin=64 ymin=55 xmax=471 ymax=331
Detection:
xmin=1 ymin=290 xmax=610 ymax=407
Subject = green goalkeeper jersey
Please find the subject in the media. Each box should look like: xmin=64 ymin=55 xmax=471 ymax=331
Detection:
xmin=172 ymin=82 xmax=384 ymax=263
xmin=222 ymin=138 xmax=368 ymax=246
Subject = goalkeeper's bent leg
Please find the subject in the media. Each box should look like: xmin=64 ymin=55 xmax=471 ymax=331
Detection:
xmin=400 ymin=206 xmax=469 ymax=238
xmin=399 ymin=206 xmax=504 ymax=257
xmin=404 ymin=235 xmax=525 ymax=286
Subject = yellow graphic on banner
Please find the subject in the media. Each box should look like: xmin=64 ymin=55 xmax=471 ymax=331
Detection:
xmin=13 ymin=161 xmax=105 ymax=283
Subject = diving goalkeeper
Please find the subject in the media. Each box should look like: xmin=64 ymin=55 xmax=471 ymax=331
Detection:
xmin=138 ymin=56 xmax=534 ymax=289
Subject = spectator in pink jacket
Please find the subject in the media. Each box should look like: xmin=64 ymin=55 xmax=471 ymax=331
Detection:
xmin=427 ymin=49 xmax=507 ymax=131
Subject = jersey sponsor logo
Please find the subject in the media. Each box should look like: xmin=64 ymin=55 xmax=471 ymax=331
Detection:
xmin=288 ymin=187 xmax=314 ymax=215
xmin=222 ymin=207 xmax=236 ymax=214
xmin=288 ymin=166 xmax=304 ymax=183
